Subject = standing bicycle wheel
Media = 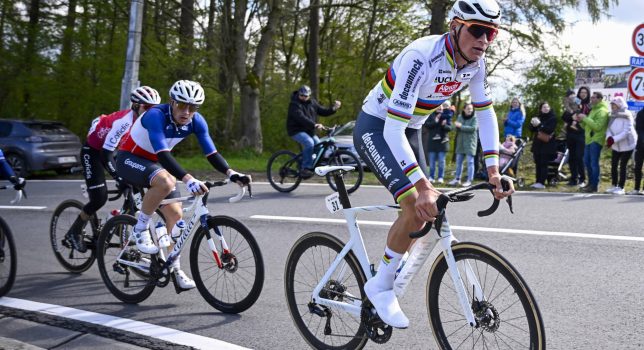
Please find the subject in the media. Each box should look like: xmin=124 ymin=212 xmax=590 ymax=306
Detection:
xmin=190 ymin=215 xmax=264 ymax=314
xmin=0 ymin=218 xmax=16 ymax=297
xmin=96 ymin=215 xmax=156 ymax=304
xmin=267 ymin=150 xmax=302 ymax=192
xmin=284 ymin=232 xmax=368 ymax=350
xmin=50 ymin=199 xmax=99 ymax=273
xmin=426 ymin=242 xmax=546 ymax=350
xmin=325 ymin=150 xmax=363 ymax=194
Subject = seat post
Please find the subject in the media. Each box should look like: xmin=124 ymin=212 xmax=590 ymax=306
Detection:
xmin=332 ymin=172 xmax=352 ymax=209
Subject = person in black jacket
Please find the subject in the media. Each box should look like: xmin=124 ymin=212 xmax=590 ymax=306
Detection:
xmin=562 ymin=88 xmax=587 ymax=186
xmin=529 ymin=101 xmax=557 ymax=189
xmin=629 ymin=108 xmax=644 ymax=195
xmin=287 ymin=85 xmax=341 ymax=177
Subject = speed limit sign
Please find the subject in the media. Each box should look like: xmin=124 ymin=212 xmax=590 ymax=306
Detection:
xmin=633 ymin=23 xmax=644 ymax=56
xmin=629 ymin=68 xmax=644 ymax=101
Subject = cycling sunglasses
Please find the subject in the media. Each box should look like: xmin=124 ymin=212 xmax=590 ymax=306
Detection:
xmin=455 ymin=18 xmax=499 ymax=42
xmin=173 ymin=100 xmax=200 ymax=112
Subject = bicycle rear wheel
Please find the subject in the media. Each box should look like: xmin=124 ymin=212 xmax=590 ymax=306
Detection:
xmin=0 ymin=218 xmax=17 ymax=297
xmin=325 ymin=150 xmax=363 ymax=194
xmin=267 ymin=150 xmax=302 ymax=192
xmin=96 ymin=215 xmax=156 ymax=304
xmin=284 ymin=232 xmax=368 ymax=350
xmin=190 ymin=215 xmax=264 ymax=313
xmin=50 ymin=200 xmax=97 ymax=273
xmin=427 ymin=242 xmax=545 ymax=350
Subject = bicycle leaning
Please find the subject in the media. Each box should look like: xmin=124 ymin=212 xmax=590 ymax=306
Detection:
xmin=50 ymin=184 xmax=142 ymax=273
xmin=267 ymin=125 xmax=364 ymax=194
xmin=96 ymin=180 xmax=264 ymax=314
xmin=0 ymin=185 xmax=25 ymax=297
xmin=284 ymin=166 xmax=545 ymax=349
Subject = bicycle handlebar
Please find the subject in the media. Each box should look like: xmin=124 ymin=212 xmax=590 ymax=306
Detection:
xmin=205 ymin=179 xmax=250 ymax=203
xmin=409 ymin=176 xmax=514 ymax=239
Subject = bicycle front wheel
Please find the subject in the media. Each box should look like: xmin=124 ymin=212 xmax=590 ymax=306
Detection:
xmin=427 ymin=242 xmax=545 ymax=350
xmin=190 ymin=216 xmax=264 ymax=314
xmin=50 ymin=200 xmax=97 ymax=273
xmin=325 ymin=150 xmax=363 ymax=194
xmin=0 ymin=218 xmax=17 ymax=297
xmin=96 ymin=215 xmax=156 ymax=304
xmin=267 ymin=150 xmax=302 ymax=192
xmin=284 ymin=232 xmax=368 ymax=350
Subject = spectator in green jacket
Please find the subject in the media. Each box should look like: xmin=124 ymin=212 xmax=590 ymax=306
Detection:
xmin=448 ymin=103 xmax=478 ymax=187
xmin=576 ymin=91 xmax=609 ymax=193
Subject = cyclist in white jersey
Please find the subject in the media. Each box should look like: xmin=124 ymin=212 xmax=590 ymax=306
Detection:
xmin=353 ymin=0 xmax=514 ymax=329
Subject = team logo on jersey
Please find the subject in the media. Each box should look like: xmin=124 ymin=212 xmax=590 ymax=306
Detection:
xmin=393 ymin=99 xmax=412 ymax=109
xmin=434 ymin=76 xmax=452 ymax=83
xmin=97 ymin=127 xmax=110 ymax=140
xmin=377 ymin=94 xmax=386 ymax=104
xmin=431 ymin=52 xmax=445 ymax=64
xmin=181 ymin=125 xmax=189 ymax=131
xmin=435 ymin=81 xmax=462 ymax=96
xmin=398 ymin=59 xmax=424 ymax=101
xmin=460 ymin=72 xmax=472 ymax=79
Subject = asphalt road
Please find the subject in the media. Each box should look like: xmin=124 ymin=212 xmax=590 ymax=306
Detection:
xmin=1 ymin=180 xmax=644 ymax=349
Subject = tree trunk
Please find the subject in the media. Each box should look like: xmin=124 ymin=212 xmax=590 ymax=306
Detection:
xmin=307 ymin=0 xmax=319 ymax=98
xmin=21 ymin=0 xmax=41 ymax=118
xmin=359 ymin=0 xmax=378 ymax=96
xmin=430 ymin=0 xmax=449 ymax=35
xmin=233 ymin=0 xmax=282 ymax=152
xmin=177 ymin=0 xmax=195 ymax=79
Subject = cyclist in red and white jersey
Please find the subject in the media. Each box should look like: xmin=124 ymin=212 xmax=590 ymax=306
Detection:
xmin=353 ymin=0 xmax=514 ymax=329
xmin=66 ymin=86 xmax=161 ymax=253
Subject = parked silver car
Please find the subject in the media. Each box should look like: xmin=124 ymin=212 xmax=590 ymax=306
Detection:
xmin=0 ymin=119 xmax=82 ymax=177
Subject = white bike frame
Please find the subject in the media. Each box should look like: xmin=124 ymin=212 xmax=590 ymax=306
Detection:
xmin=311 ymin=203 xmax=485 ymax=327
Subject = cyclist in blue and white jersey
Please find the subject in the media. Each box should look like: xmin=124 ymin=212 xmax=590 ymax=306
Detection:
xmin=353 ymin=0 xmax=514 ymax=329
xmin=0 ymin=150 xmax=25 ymax=191
xmin=116 ymin=80 xmax=251 ymax=290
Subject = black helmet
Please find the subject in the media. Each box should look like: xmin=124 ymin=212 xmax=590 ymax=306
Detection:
xmin=298 ymin=85 xmax=311 ymax=97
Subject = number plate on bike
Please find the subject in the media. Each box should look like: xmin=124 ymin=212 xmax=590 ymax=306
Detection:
xmin=325 ymin=192 xmax=343 ymax=213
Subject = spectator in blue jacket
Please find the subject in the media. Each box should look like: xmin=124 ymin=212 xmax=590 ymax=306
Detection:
xmin=503 ymin=97 xmax=526 ymax=138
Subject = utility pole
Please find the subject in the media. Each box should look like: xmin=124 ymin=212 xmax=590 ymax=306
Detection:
xmin=119 ymin=0 xmax=144 ymax=109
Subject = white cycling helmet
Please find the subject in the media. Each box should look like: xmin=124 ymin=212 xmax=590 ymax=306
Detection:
xmin=169 ymin=80 xmax=205 ymax=105
xmin=448 ymin=0 xmax=501 ymax=26
xmin=130 ymin=86 xmax=161 ymax=105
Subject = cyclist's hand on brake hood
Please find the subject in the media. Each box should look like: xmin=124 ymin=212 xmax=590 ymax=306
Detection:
xmin=227 ymin=169 xmax=251 ymax=186
xmin=414 ymin=179 xmax=440 ymax=222
xmin=487 ymin=168 xmax=514 ymax=200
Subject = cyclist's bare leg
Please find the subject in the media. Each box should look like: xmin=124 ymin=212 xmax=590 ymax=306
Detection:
xmin=157 ymin=190 xmax=195 ymax=288
xmin=387 ymin=192 xmax=424 ymax=254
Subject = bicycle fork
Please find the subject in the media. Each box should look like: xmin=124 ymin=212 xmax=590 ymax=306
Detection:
xmin=439 ymin=219 xmax=485 ymax=328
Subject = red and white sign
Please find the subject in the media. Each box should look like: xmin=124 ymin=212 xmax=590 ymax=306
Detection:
xmin=633 ymin=23 xmax=644 ymax=56
xmin=628 ymin=67 xmax=644 ymax=101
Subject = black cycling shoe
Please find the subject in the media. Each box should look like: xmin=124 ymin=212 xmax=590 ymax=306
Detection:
xmin=65 ymin=217 xmax=88 ymax=253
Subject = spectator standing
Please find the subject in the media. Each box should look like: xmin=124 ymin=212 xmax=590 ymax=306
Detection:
xmin=604 ymin=96 xmax=637 ymax=195
xmin=286 ymin=85 xmax=341 ymax=178
xmin=503 ymin=97 xmax=526 ymax=138
xmin=529 ymin=102 xmax=557 ymax=189
xmin=448 ymin=103 xmax=477 ymax=186
xmin=576 ymin=91 xmax=609 ymax=193
xmin=562 ymin=87 xmax=588 ymax=186
xmin=425 ymin=103 xmax=453 ymax=183
xmin=629 ymin=107 xmax=644 ymax=195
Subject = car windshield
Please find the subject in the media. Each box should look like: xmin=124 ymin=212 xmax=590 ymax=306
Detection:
xmin=26 ymin=123 xmax=70 ymax=135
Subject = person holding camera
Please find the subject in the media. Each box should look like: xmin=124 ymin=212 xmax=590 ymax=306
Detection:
xmin=576 ymin=91 xmax=609 ymax=193
xmin=604 ymin=96 xmax=637 ymax=195
xmin=562 ymin=87 xmax=588 ymax=186
xmin=529 ymin=101 xmax=557 ymax=189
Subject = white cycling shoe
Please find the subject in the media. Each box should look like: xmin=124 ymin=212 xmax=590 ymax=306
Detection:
xmin=174 ymin=269 xmax=196 ymax=289
xmin=364 ymin=279 xmax=409 ymax=329
xmin=132 ymin=227 xmax=159 ymax=254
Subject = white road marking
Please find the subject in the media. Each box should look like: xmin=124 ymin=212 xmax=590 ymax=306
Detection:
xmin=0 ymin=297 xmax=251 ymax=350
xmin=250 ymin=214 xmax=644 ymax=242
xmin=0 ymin=206 xmax=46 ymax=210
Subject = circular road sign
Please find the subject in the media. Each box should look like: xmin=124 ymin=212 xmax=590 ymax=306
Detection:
xmin=628 ymin=67 xmax=644 ymax=101
xmin=633 ymin=23 xmax=644 ymax=56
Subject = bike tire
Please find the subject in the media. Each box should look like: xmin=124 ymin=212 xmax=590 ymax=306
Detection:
xmin=325 ymin=150 xmax=364 ymax=194
xmin=267 ymin=150 xmax=302 ymax=192
xmin=284 ymin=232 xmax=368 ymax=350
xmin=0 ymin=218 xmax=17 ymax=297
xmin=50 ymin=200 xmax=97 ymax=273
xmin=190 ymin=215 xmax=264 ymax=314
xmin=426 ymin=242 xmax=546 ymax=350
xmin=96 ymin=215 xmax=156 ymax=304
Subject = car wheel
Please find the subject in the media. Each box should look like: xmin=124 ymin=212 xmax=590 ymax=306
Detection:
xmin=5 ymin=153 xmax=29 ymax=178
